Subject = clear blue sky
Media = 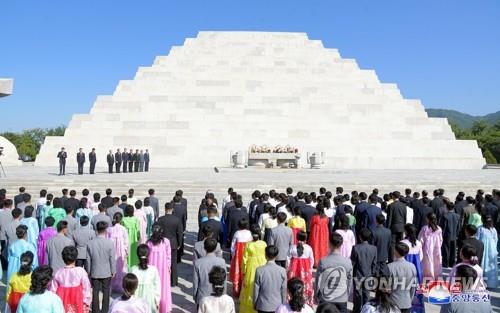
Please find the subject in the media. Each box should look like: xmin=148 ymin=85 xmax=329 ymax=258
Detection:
xmin=1 ymin=0 xmax=499 ymax=132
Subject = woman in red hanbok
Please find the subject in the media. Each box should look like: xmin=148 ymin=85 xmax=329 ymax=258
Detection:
xmin=287 ymin=231 xmax=315 ymax=306
xmin=229 ymin=218 xmax=252 ymax=297
xmin=50 ymin=246 xmax=92 ymax=313
xmin=308 ymin=202 xmax=330 ymax=267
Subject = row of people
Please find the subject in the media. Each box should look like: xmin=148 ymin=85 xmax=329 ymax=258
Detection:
xmin=56 ymin=147 xmax=151 ymax=175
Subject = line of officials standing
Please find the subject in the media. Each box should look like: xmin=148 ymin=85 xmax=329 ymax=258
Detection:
xmin=57 ymin=147 xmax=150 ymax=175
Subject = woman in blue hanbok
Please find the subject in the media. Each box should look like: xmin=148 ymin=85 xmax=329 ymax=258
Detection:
xmin=17 ymin=265 xmax=64 ymax=313
xmin=402 ymin=223 xmax=425 ymax=313
xmin=20 ymin=206 xmax=39 ymax=250
xmin=7 ymin=225 xmax=38 ymax=283
xmin=477 ymin=215 xmax=498 ymax=289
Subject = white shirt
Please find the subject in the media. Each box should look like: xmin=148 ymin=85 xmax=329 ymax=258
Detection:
xmin=36 ymin=197 xmax=47 ymax=208
xmin=198 ymin=295 xmax=235 ymax=313
xmin=143 ymin=205 xmax=155 ymax=221
xmin=230 ymin=229 xmax=252 ymax=255
xmin=288 ymin=243 xmax=314 ymax=269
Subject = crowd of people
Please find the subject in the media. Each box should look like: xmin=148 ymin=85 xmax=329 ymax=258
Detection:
xmin=0 ymin=184 xmax=498 ymax=313
xmin=57 ymin=147 xmax=151 ymax=175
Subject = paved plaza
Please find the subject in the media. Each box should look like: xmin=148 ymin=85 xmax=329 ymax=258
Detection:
xmin=0 ymin=165 xmax=499 ymax=312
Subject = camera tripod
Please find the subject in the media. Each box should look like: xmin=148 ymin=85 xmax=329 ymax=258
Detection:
xmin=0 ymin=161 xmax=5 ymax=177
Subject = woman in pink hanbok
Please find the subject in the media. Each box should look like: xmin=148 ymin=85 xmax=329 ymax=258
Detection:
xmin=49 ymin=246 xmax=92 ymax=313
xmin=147 ymin=224 xmax=172 ymax=313
xmin=334 ymin=214 xmax=356 ymax=259
xmin=107 ymin=212 xmax=130 ymax=293
xmin=134 ymin=200 xmax=148 ymax=244
xmin=418 ymin=212 xmax=443 ymax=280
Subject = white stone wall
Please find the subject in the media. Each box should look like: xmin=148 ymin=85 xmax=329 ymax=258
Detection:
xmin=35 ymin=32 xmax=485 ymax=169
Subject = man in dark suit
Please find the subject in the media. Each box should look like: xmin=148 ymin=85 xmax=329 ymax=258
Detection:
xmin=144 ymin=149 xmax=150 ymax=172
xmin=430 ymin=189 xmax=445 ymax=220
xmin=365 ymin=194 xmax=382 ymax=232
xmin=198 ymin=206 xmax=223 ymax=243
xmin=89 ymin=148 xmax=97 ymax=174
xmin=351 ymin=228 xmax=377 ymax=313
xmin=64 ymin=190 xmax=80 ymax=213
xmin=157 ymin=202 xmax=183 ymax=286
xmin=114 ymin=149 xmax=122 ymax=173
xmin=412 ymin=197 xmax=433 ymax=234
xmin=286 ymin=187 xmax=295 ymax=210
xmin=226 ymin=198 xmax=249 ymax=246
xmin=458 ymin=224 xmax=484 ymax=264
xmin=372 ymin=214 xmax=392 ymax=274
xmin=172 ymin=195 xmax=187 ymax=262
xmin=76 ymin=148 xmax=85 ymax=175
xmin=439 ymin=201 xmax=460 ymax=268
xmin=354 ymin=192 xmax=370 ymax=234
xmin=106 ymin=150 xmax=114 ymax=174
xmin=14 ymin=187 xmax=25 ymax=208
xmin=121 ymin=148 xmax=128 ymax=173
xmin=100 ymin=189 xmax=114 ymax=209
xmin=57 ymin=147 xmax=67 ymax=175
xmin=386 ymin=191 xmax=407 ymax=245
xmin=128 ymin=148 xmax=133 ymax=172
xmin=300 ymin=194 xmax=316 ymax=236
xmin=248 ymin=190 xmax=261 ymax=225
xmin=133 ymin=149 xmax=140 ymax=172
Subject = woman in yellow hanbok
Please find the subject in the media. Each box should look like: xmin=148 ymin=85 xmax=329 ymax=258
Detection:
xmin=239 ymin=224 xmax=267 ymax=313
xmin=288 ymin=207 xmax=306 ymax=244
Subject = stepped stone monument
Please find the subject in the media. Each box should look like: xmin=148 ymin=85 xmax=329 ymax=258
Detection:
xmin=0 ymin=78 xmax=21 ymax=166
xmin=35 ymin=32 xmax=485 ymax=169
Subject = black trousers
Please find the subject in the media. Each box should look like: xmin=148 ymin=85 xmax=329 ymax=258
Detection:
xmin=171 ymin=249 xmax=178 ymax=286
xmin=123 ymin=162 xmax=127 ymax=173
xmin=442 ymin=239 xmax=457 ymax=267
xmin=177 ymin=234 xmax=184 ymax=263
xmin=90 ymin=162 xmax=96 ymax=174
xmin=77 ymin=162 xmax=84 ymax=174
xmin=353 ymin=283 xmax=370 ymax=313
xmin=107 ymin=163 xmax=113 ymax=173
xmin=59 ymin=161 xmax=66 ymax=175
xmin=128 ymin=162 xmax=133 ymax=172
xmin=275 ymin=260 xmax=286 ymax=269
xmin=115 ymin=162 xmax=121 ymax=173
xmin=400 ymin=309 xmax=410 ymax=313
xmin=134 ymin=162 xmax=139 ymax=172
xmin=145 ymin=161 xmax=149 ymax=172
xmin=321 ymin=302 xmax=347 ymax=313
xmin=91 ymin=277 xmax=111 ymax=313
xmin=0 ymin=240 xmax=8 ymax=271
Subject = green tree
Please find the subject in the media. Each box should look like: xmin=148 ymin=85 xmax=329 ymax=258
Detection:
xmin=471 ymin=120 xmax=488 ymax=136
xmin=0 ymin=125 xmax=66 ymax=160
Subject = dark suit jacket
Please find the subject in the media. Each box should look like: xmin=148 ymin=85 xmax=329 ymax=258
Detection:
xmin=106 ymin=154 xmax=114 ymax=164
xmin=354 ymin=201 xmax=370 ymax=231
xmin=115 ymin=152 xmax=122 ymax=163
xmin=89 ymin=152 xmax=97 ymax=163
xmin=366 ymin=204 xmax=382 ymax=231
xmin=14 ymin=194 xmax=24 ymax=207
xmin=144 ymin=153 xmax=150 ymax=162
xmin=430 ymin=197 xmax=444 ymax=219
xmin=128 ymin=152 xmax=133 ymax=162
xmin=77 ymin=152 xmax=85 ymax=164
xmin=372 ymin=225 xmax=392 ymax=263
xmin=64 ymin=197 xmax=80 ymax=212
xmin=300 ymin=204 xmax=316 ymax=232
xmin=198 ymin=218 xmax=223 ymax=243
xmin=121 ymin=152 xmax=128 ymax=162
xmin=413 ymin=205 xmax=433 ymax=234
xmin=439 ymin=211 xmax=460 ymax=241
xmin=57 ymin=151 xmax=67 ymax=163
xmin=173 ymin=202 xmax=187 ymax=231
xmin=101 ymin=196 xmax=114 ymax=209
xmin=226 ymin=207 xmax=249 ymax=243
xmin=157 ymin=214 xmax=183 ymax=249
xmin=351 ymin=242 xmax=377 ymax=278
xmin=387 ymin=200 xmax=406 ymax=233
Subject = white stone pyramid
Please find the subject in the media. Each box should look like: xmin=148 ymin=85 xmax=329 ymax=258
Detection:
xmin=35 ymin=31 xmax=485 ymax=169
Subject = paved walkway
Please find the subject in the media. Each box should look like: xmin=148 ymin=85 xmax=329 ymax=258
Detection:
xmin=0 ymin=165 xmax=499 ymax=312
